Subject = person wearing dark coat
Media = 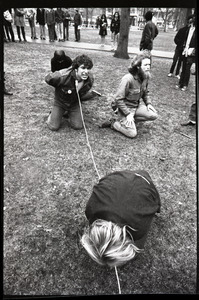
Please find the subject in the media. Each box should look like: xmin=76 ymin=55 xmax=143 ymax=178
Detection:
xmin=99 ymin=14 xmax=108 ymax=47
xmin=74 ymin=9 xmax=82 ymax=42
xmin=139 ymin=11 xmax=158 ymax=54
xmin=36 ymin=8 xmax=46 ymax=40
xmin=110 ymin=12 xmax=120 ymax=50
xmin=81 ymin=170 xmax=161 ymax=267
xmin=168 ymin=23 xmax=189 ymax=78
xmin=51 ymin=50 xmax=72 ymax=72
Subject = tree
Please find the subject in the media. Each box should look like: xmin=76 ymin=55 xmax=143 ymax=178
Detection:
xmin=114 ymin=7 xmax=130 ymax=59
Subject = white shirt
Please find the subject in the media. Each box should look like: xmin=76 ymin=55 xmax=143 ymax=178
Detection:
xmin=183 ymin=25 xmax=195 ymax=57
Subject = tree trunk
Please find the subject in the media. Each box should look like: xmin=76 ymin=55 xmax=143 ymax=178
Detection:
xmin=114 ymin=7 xmax=130 ymax=59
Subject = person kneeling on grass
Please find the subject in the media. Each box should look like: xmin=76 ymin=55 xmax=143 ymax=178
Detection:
xmin=45 ymin=54 xmax=98 ymax=131
xmin=81 ymin=170 xmax=161 ymax=267
xmin=102 ymin=53 xmax=158 ymax=138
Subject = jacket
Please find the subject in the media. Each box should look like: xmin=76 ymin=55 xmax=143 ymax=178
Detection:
xmin=45 ymin=9 xmax=55 ymax=25
xmin=110 ymin=18 xmax=120 ymax=34
xmin=140 ymin=21 xmax=158 ymax=51
xmin=85 ymin=170 xmax=161 ymax=249
xmin=74 ymin=12 xmax=82 ymax=26
xmin=114 ymin=73 xmax=151 ymax=116
xmin=45 ymin=67 xmax=94 ymax=109
xmin=174 ymin=25 xmax=189 ymax=51
xmin=36 ymin=8 xmax=46 ymax=25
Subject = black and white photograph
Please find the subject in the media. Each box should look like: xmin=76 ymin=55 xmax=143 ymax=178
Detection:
xmin=2 ymin=0 xmax=198 ymax=296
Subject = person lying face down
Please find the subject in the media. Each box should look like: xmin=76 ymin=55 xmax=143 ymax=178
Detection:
xmin=51 ymin=50 xmax=72 ymax=72
xmin=81 ymin=169 xmax=161 ymax=267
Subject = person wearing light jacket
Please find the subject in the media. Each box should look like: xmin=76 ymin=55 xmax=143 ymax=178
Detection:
xmin=102 ymin=53 xmax=158 ymax=138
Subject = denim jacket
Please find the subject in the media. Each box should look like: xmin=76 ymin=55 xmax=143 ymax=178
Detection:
xmin=45 ymin=67 xmax=94 ymax=109
xmin=114 ymin=73 xmax=151 ymax=116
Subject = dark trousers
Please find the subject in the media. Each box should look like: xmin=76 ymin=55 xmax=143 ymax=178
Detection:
xmin=169 ymin=48 xmax=183 ymax=75
xmin=16 ymin=26 xmax=26 ymax=41
xmin=189 ymin=103 xmax=196 ymax=122
xmin=63 ymin=23 xmax=69 ymax=40
xmin=179 ymin=55 xmax=195 ymax=88
xmin=4 ymin=21 xmax=15 ymax=41
xmin=47 ymin=24 xmax=55 ymax=41
xmin=74 ymin=24 xmax=80 ymax=41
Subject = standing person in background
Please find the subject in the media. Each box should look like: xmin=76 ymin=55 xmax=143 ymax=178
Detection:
xmin=99 ymin=14 xmax=108 ymax=47
xmin=110 ymin=12 xmax=120 ymax=51
xmin=63 ymin=8 xmax=71 ymax=41
xmin=36 ymin=8 xmax=46 ymax=40
xmin=74 ymin=9 xmax=82 ymax=42
xmin=168 ymin=20 xmax=189 ymax=79
xmin=55 ymin=8 xmax=64 ymax=42
xmin=14 ymin=8 xmax=27 ymax=42
xmin=45 ymin=8 xmax=56 ymax=42
xmin=175 ymin=14 xmax=195 ymax=92
xmin=26 ymin=8 xmax=38 ymax=39
xmin=139 ymin=10 xmax=158 ymax=55
xmin=3 ymin=9 xmax=15 ymax=42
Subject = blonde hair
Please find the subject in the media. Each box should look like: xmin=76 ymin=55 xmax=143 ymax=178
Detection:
xmin=81 ymin=219 xmax=142 ymax=267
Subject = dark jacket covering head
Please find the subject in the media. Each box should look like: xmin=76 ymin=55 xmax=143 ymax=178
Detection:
xmin=51 ymin=50 xmax=72 ymax=72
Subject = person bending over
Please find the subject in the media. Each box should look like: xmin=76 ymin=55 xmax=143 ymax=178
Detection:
xmin=102 ymin=53 xmax=158 ymax=138
xmin=51 ymin=50 xmax=72 ymax=72
xmin=45 ymin=54 xmax=96 ymax=131
xmin=81 ymin=170 xmax=161 ymax=267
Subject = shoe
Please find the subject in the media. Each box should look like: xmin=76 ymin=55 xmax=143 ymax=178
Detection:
xmin=175 ymin=85 xmax=180 ymax=89
xmin=168 ymin=73 xmax=173 ymax=77
xmin=100 ymin=118 xmax=116 ymax=128
xmin=4 ymin=89 xmax=13 ymax=96
xmin=175 ymin=75 xmax=180 ymax=79
xmin=181 ymin=120 xmax=196 ymax=126
xmin=181 ymin=86 xmax=187 ymax=91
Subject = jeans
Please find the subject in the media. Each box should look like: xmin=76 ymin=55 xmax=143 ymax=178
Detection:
xmin=112 ymin=102 xmax=158 ymax=138
xmin=46 ymin=104 xmax=83 ymax=131
xmin=74 ymin=24 xmax=80 ymax=41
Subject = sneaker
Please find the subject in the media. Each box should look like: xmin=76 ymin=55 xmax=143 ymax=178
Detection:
xmin=175 ymin=75 xmax=180 ymax=79
xmin=181 ymin=120 xmax=196 ymax=126
xmin=168 ymin=73 xmax=173 ymax=77
xmin=181 ymin=86 xmax=187 ymax=91
xmin=175 ymin=85 xmax=180 ymax=89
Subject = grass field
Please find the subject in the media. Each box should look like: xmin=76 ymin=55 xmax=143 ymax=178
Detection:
xmin=3 ymin=36 xmax=197 ymax=295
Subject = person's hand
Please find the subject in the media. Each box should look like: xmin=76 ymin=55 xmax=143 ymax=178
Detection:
xmin=147 ymin=104 xmax=157 ymax=113
xmin=125 ymin=113 xmax=135 ymax=128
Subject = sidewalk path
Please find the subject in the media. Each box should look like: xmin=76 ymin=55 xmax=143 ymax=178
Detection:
xmin=25 ymin=36 xmax=173 ymax=59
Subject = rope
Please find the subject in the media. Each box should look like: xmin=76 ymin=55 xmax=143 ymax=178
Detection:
xmin=75 ymin=80 xmax=121 ymax=294
xmin=115 ymin=266 xmax=121 ymax=294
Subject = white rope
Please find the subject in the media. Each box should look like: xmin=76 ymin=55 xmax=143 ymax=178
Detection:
xmin=75 ymin=80 xmax=121 ymax=294
xmin=75 ymin=80 xmax=101 ymax=180
xmin=115 ymin=266 xmax=121 ymax=294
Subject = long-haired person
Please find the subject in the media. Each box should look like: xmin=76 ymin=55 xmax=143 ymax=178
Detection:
xmin=81 ymin=170 xmax=161 ymax=267
xmin=99 ymin=14 xmax=108 ymax=47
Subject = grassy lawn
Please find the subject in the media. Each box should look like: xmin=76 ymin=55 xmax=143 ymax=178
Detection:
xmin=3 ymin=39 xmax=197 ymax=295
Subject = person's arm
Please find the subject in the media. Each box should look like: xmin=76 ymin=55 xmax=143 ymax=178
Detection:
xmin=45 ymin=70 xmax=63 ymax=87
xmin=114 ymin=76 xmax=132 ymax=116
xmin=142 ymin=82 xmax=157 ymax=113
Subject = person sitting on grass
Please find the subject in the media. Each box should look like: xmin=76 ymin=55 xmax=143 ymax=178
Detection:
xmin=45 ymin=54 xmax=98 ymax=131
xmin=101 ymin=53 xmax=158 ymax=138
xmin=81 ymin=169 xmax=161 ymax=267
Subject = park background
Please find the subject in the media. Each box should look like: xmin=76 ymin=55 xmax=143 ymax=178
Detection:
xmin=3 ymin=5 xmax=197 ymax=296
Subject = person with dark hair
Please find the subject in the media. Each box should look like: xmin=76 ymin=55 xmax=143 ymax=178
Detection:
xmin=139 ymin=10 xmax=158 ymax=54
xmin=51 ymin=50 xmax=72 ymax=72
xmin=14 ymin=8 xmax=27 ymax=42
xmin=167 ymin=20 xmax=189 ymax=79
xmin=74 ymin=9 xmax=82 ymax=42
xmin=110 ymin=12 xmax=120 ymax=51
xmin=175 ymin=14 xmax=195 ymax=91
xmin=36 ymin=8 xmax=46 ymax=40
xmin=99 ymin=14 xmax=108 ymax=47
xmin=101 ymin=53 xmax=158 ymax=138
xmin=45 ymin=54 xmax=97 ymax=131
xmin=81 ymin=169 xmax=161 ymax=267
